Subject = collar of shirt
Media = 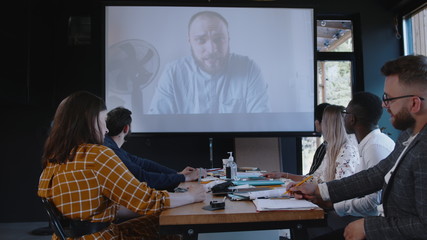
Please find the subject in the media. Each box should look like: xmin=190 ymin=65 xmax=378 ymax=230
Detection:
xmin=104 ymin=135 xmax=119 ymax=150
xmin=384 ymin=132 xmax=418 ymax=184
xmin=379 ymin=132 xmax=418 ymax=216
xmin=403 ymin=133 xmax=418 ymax=146
xmin=358 ymin=128 xmax=381 ymax=152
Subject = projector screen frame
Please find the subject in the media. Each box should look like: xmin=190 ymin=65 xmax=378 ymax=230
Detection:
xmin=101 ymin=1 xmax=319 ymax=137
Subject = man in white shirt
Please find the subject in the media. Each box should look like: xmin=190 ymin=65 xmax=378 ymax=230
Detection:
xmin=336 ymin=91 xmax=395 ymax=217
xmin=310 ymin=92 xmax=395 ymax=240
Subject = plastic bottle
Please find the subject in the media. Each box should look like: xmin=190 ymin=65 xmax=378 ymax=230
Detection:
xmin=226 ymin=152 xmax=238 ymax=180
xmin=222 ymin=159 xmax=228 ymax=173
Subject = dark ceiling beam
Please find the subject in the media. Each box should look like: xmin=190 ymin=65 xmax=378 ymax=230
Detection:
xmin=379 ymin=0 xmax=426 ymax=15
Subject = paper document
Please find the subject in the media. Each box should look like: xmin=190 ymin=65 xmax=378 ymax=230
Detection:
xmin=228 ymin=184 xmax=255 ymax=190
xmin=253 ymin=198 xmax=318 ymax=211
xmin=247 ymin=188 xmax=290 ymax=199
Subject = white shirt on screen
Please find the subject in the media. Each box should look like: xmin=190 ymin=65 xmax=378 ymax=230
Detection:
xmin=148 ymin=53 xmax=270 ymax=114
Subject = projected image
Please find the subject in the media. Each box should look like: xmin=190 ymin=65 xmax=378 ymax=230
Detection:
xmin=105 ymin=6 xmax=315 ymax=133
xmin=148 ymin=11 xmax=270 ymax=114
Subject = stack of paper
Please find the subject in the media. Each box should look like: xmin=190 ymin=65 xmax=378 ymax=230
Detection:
xmin=247 ymin=188 xmax=288 ymax=199
xmin=253 ymin=198 xmax=318 ymax=211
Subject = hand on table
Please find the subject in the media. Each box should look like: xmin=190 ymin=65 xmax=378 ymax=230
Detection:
xmin=169 ymin=182 xmax=207 ymax=207
xmin=187 ymin=184 xmax=207 ymax=203
xmin=180 ymin=167 xmax=207 ymax=181
xmin=287 ymin=182 xmax=320 ymax=201
xmin=287 ymin=182 xmax=333 ymax=210
xmin=262 ymin=172 xmax=287 ymax=179
xmin=179 ymin=166 xmax=195 ymax=175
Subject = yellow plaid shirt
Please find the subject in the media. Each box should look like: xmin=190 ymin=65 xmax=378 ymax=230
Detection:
xmin=38 ymin=144 xmax=170 ymax=239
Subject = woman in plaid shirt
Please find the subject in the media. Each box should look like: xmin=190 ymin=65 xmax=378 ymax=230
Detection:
xmin=38 ymin=91 xmax=205 ymax=239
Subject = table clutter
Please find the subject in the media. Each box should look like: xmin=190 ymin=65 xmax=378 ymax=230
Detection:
xmin=197 ymin=165 xmax=310 ymax=210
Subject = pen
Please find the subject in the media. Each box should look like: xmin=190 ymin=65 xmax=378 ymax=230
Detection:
xmin=207 ymin=168 xmax=222 ymax=172
xmin=283 ymin=175 xmax=313 ymax=195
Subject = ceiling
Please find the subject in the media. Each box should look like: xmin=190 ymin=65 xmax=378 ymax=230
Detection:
xmin=317 ymin=20 xmax=353 ymax=52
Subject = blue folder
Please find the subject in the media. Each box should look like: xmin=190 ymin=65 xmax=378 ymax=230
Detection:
xmin=232 ymin=180 xmax=284 ymax=186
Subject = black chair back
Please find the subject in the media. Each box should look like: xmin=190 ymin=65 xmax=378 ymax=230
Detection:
xmin=41 ymin=198 xmax=67 ymax=240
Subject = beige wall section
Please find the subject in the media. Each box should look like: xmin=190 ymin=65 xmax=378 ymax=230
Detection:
xmin=234 ymin=137 xmax=281 ymax=172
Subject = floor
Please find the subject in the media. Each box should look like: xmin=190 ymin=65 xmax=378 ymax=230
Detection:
xmin=0 ymin=222 xmax=291 ymax=240
xmin=0 ymin=222 xmax=52 ymax=240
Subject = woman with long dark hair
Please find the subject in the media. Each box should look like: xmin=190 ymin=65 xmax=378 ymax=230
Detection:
xmin=38 ymin=91 xmax=205 ymax=239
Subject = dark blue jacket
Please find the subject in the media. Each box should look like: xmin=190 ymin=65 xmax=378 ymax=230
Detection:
xmin=104 ymin=135 xmax=185 ymax=190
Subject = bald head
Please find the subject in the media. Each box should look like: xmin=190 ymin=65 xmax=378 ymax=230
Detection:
xmin=188 ymin=11 xmax=228 ymax=32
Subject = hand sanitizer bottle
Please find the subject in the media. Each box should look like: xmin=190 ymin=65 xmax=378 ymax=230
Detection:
xmin=226 ymin=152 xmax=238 ymax=180
xmin=225 ymin=158 xmax=232 ymax=179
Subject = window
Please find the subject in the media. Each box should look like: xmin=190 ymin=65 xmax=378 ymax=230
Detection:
xmin=302 ymin=60 xmax=352 ymax=173
xmin=317 ymin=20 xmax=353 ymax=52
xmin=403 ymin=4 xmax=427 ymax=55
xmin=318 ymin=61 xmax=352 ymax=106
xmin=301 ymin=17 xmax=360 ymax=174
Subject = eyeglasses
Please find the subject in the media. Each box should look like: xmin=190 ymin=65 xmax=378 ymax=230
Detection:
xmin=341 ymin=109 xmax=352 ymax=114
xmin=382 ymin=93 xmax=425 ymax=107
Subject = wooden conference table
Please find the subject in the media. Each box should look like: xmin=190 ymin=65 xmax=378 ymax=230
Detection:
xmin=159 ymin=182 xmax=325 ymax=240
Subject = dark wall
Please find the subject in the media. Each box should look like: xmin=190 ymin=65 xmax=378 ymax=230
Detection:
xmin=1 ymin=0 xmax=412 ymax=222
xmin=124 ymin=136 xmax=235 ymax=171
xmin=1 ymin=0 xmax=53 ymax=222
xmin=1 ymin=103 xmax=52 ymax=222
xmin=2 ymin=0 xmax=106 ymax=222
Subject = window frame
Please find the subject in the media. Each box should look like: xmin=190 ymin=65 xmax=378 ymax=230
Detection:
xmin=296 ymin=14 xmax=364 ymax=175
xmin=316 ymin=14 xmax=364 ymax=94
xmin=402 ymin=3 xmax=427 ymax=55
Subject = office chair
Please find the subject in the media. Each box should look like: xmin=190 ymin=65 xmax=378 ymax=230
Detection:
xmin=41 ymin=197 xmax=111 ymax=239
xmin=41 ymin=198 xmax=67 ymax=240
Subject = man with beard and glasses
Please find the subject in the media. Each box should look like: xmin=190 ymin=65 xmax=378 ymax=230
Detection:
xmin=104 ymin=107 xmax=206 ymax=191
xmin=288 ymin=55 xmax=427 ymax=240
xmin=148 ymin=11 xmax=270 ymax=114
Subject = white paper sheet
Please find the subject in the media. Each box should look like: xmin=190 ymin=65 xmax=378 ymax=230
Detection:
xmin=253 ymin=198 xmax=318 ymax=211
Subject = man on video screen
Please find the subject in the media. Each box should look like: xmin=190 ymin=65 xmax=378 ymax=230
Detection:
xmin=149 ymin=11 xmax=270 ymax=114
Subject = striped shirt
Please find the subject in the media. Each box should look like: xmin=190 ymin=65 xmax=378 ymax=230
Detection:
xmin=38 ymin=144 xmax=170 ymax=239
